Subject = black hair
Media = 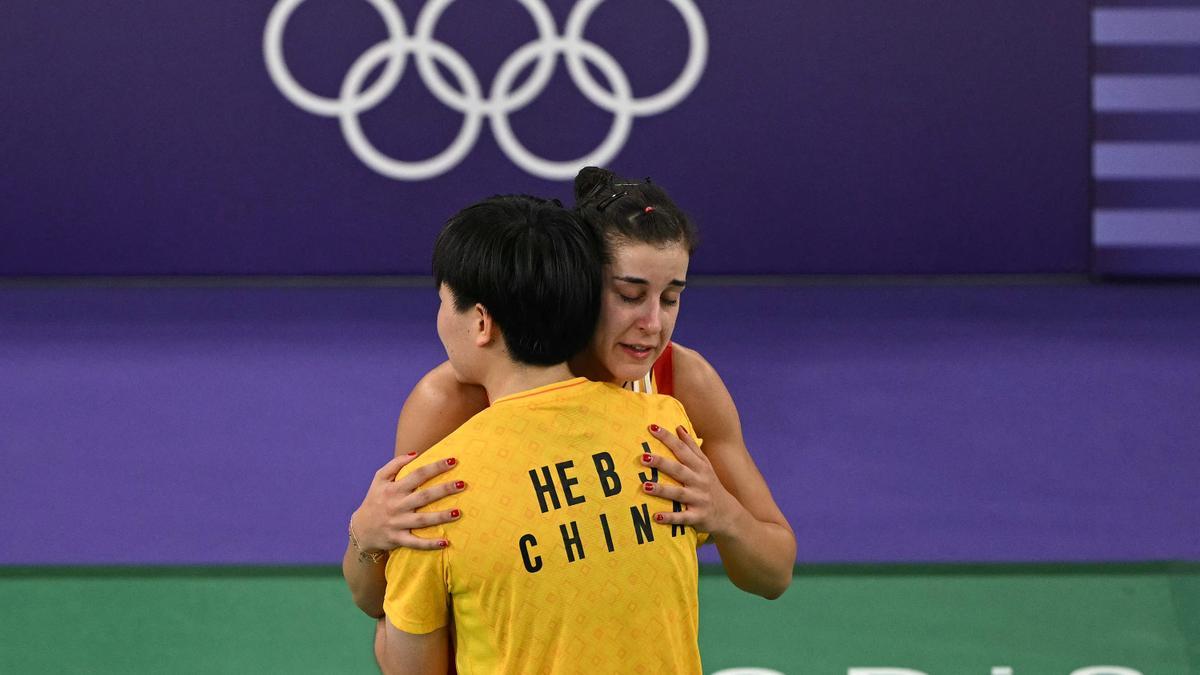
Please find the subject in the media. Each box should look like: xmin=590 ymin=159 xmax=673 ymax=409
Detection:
xmin=432 ymin=194 xmax=604 ymax=367
xmin=572 ymin=166 xmax=698 ymax=253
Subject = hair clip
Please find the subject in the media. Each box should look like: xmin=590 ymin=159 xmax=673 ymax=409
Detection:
xmin=643 ymin=206 xmax=655 ymax=213
xmin=596 ymin=190 xmax=628 ymax=211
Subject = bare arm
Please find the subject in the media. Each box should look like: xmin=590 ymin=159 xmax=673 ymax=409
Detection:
xmin=342 ymin=361 xmax=489 ymax=617
xmin=650 ymin=344 xmax=796 ymax=599
xmin=377 ymin=623 xmax=450 ymax=675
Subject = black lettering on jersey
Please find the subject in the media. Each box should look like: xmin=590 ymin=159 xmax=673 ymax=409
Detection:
xmin=630 ymin=503 xmax=655 ymax=545
xmin=556 ymin=460 xmax=586 ymax=507
xmin=637 ymin=442 xmax=659 ymax=484
xmin=599 ymin=512 xmax=615 ymax=552
xmin=671 ymin=500 xmax=686 ymax=537
xmin=560 ymin=521 xmax=585 ymax=562
xmin=591 ymin=451 xmax=622 ymax=497
xmin=519 ymin=533 xmax=542 ymax=574
xmin=529 ymin=465 xmax=561 ymax=513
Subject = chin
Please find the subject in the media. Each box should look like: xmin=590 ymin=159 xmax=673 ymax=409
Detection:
xmin=611 ymin=363 xmax=652 ymax=384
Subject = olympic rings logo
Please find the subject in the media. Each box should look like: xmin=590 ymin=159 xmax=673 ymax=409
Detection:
xmin=263 ymin=0 xmax=707 ymax=181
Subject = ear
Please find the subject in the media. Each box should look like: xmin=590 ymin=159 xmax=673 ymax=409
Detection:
xmin=472 ymin=303 xmax=497 ymax=347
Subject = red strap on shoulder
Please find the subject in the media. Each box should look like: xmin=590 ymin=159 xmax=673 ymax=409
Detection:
xmin=651 ymin=342 xmax=674 ymax=396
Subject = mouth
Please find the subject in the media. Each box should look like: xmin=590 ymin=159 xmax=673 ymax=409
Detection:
xmin=618 ymin=342 xmax=656 ymax=360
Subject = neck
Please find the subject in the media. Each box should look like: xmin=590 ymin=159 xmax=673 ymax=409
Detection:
xmin=480 ymin=362 xmax=578 ymax=401
xmin=567 ymin=351 xmax=619 ymax=385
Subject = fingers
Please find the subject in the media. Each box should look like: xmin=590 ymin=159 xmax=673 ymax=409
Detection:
xmin=648 ymin=424 xmax=707 ymax=470
xmin=404 ymin=479 xmax=468 ymax=510
xmin=641 ymin=448 xmax=693 ymax=484
xmin=374 ymin=452 xmax=421 ymax=483
xmin=641 ymin=480 xmax=690 ymax=504
xmin=393 ymin=456 xmax=458 ymax=492
xmin=649 ymin=508 xmax=698 ymax=527
xmin=389 ymin=508 xmax=463 ymax=550
xmin=392 ymin=531 xmax=453 ymax=551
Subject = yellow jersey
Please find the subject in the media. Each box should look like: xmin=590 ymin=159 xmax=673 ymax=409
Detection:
xmin=383 ymin=377 xmax=702 ymax=675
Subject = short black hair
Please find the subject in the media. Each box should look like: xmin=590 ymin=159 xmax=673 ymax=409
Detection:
xmin=433 ymin=194 xmax=604 ymax=367
xmin=573 ymin=166 xmax=698 ymax=253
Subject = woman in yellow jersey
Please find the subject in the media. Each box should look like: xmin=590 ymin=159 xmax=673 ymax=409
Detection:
xmin=343 ymin=168 xmax=796 ymax=644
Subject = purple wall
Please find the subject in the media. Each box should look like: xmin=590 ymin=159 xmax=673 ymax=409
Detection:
xmin=3 ymin=284 xmax=1198 ymax=565
xmin=1 ymin=0 xmax=1090 ymax=275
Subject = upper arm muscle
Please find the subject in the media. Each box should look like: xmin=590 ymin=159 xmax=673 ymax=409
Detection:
xmin=670 ymin=344 xmax=793 ymax=532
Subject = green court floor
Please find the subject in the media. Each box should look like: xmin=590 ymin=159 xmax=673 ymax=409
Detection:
xmin=2 ymin=564 xmax=1196 ymax=674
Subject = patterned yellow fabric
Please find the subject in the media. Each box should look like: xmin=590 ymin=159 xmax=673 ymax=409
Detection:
xmin=384 ymin=378 xmax=702 ymax=675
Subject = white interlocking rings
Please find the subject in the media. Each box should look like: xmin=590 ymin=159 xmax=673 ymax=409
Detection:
xmin=263 ymin=0 xmax=708 ymax=181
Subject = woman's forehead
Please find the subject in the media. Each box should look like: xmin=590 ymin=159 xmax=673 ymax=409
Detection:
xmin=609 ymin=240 xmax=690 ymax=277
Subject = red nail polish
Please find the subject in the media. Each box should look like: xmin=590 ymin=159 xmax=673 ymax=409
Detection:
xmin=454 ymin=480 xmax=466 ymax=490
xmin=643 ymin=482 xmax=654 ymax=492
xmin=406 ymin=451 xmax=417 ymax=456
xmin=654 ymin=514 xmax=665 ymax=522
xmin=450 ymin=509 xmax=461 ymax=518
xmin=446 ymin=457 xmax=457 ymax=466
xmin=642 ymin=454 xmax=652 ymax=464
xmin=649 ymin=424 xmax=660 ymax=433
xmin=438 ymin=540 xmax=449 ymax=548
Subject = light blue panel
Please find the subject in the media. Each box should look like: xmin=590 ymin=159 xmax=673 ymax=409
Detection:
xmin=1093 ymin=142 xmax=1200 ymax=178
xmin=1093 ymin=76 xmax=1200 ymax=112
xmin=1094 ymin=209 xmax=1200 ymax=246
xmin=1093 ymin=8 xmax=1200 ymax=45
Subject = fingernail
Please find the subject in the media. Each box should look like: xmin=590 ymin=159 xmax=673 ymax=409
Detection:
xmin=438 ymin=540 xmax=450 ymax=548
xmin=649 ymin=424 xmax=660 ymax=433
xmin=643 ymin=482 xmax=654 ymax=492
xmin=454 ymin=480 xmax=466 ymax=490
xmin=678 ymin=426 xmax=688 ymax=436
xmin=642 ymin=453 xmax=652 ymax=464
xmin=654 ymin=514 xmax=665 ymax=523
xmin=450 ymin=509 xmax=461 ymax=518
xmin=406 ymin=451 xmax=418 ymax=456
xmin=446 ymin=457 xmax=457 ymax=466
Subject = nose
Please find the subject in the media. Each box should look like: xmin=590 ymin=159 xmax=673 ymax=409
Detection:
xmin=637 ymin=304 xmax=662 ymax=334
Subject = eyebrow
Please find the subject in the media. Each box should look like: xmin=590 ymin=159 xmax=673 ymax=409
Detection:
xmin=612 ymin=275 xmax=687 ymax=288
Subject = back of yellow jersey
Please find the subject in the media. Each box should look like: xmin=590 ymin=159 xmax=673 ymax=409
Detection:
xmin=384 ymin=378 xmax=702 ymax=675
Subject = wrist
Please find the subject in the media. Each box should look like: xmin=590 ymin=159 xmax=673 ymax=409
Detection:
xmin=349 ymin=511 xmax=386 ymax=564
xmin=710 ymin=500 xmax=754 ymax=541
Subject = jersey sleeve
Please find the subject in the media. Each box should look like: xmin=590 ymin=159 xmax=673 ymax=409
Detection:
xmin=382 ymin=457 xmax=451 ymax=634
xmin=383 ymin=537 xmax=449 ymax=634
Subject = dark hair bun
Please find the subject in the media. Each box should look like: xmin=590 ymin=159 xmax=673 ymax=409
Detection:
xmin=573 ymin=166 xmax=617 ymax=202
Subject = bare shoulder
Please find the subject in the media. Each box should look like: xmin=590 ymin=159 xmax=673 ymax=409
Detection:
xmin=406 ymin=361 xmax=488 ymax=412
xmin=667 ymin=343 xmax=742 ymax=441
xmin=670 ymin=343 xmax=736 ymax=411
xmin=394 ymin=361 xmax=489 ymax=457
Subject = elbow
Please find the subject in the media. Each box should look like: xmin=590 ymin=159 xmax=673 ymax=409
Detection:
xmin=751 ymin=572 xmax=792 ymax=601
xmin=352 ymin=591 xmax=386 ymax=619
xmin=761 ymin=575 xmax=791 ymax=601
xmin=343 ymin=572 xmax=385 ymax=618
xmin=730 ymin=567 xmax=792 ymax=600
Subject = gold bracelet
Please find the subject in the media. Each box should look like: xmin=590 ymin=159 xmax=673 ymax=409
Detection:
xmin=349 ymin=513 xmax=386 ymax=565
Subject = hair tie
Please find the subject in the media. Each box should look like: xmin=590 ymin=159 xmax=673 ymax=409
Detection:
xmin=644 ymin=206 xmax=655 ymax=214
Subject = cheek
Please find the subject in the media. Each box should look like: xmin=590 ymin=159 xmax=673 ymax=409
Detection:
xmin=660 ymin=307 xmax=680 ymax=336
